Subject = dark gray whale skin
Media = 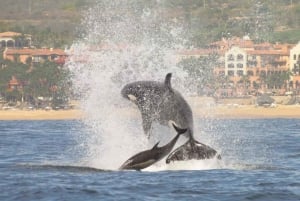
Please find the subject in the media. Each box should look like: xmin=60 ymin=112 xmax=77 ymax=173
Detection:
xmin=119 ymin=124 xmax=187 ymax=171
xmin=121 ymin=73 xmax=220 ymax=161
xmin=166 ymin=138 xmax=221 ymax=163
xmin=121 ymin=73 xmax=193 ymax=138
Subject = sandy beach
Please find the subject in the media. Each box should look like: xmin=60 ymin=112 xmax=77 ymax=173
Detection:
xmin=194 ymin=105 xmax=300 ymax=119
xmin=0 ymin=104 xmax=300 ymax=120
xmin=0 ymin=109 xmax=84 ymax=121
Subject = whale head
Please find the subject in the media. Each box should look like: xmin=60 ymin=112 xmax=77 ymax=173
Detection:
xmin=121 ymin=83 xmax=140 ymax=102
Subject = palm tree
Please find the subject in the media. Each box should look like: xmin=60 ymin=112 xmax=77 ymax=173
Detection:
xmin=281 ymin=70 xmax=293 ymax=91
xmin=238 ymin=74 xmax=250 ymax=96
xmin=258 ymin=71 xmax=267 ymax=91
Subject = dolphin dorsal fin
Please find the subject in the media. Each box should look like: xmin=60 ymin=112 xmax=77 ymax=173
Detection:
xmin=164 ymin=73 xmax=172 ymax=90
xmin=151 ymin=142 xmax=160 ymax=150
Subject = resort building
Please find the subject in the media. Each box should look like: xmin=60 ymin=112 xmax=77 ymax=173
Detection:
xmin=3 ymin=48 xmax=67 ymax=65
xmin=177 ymin=37 xmax=299 ymax=96
xmin=224 ymin=46 xmax=247 ymax=77
xmin=290 ymin=41 xmax=300 ymax=74
xmin=289 ymin=42 xmax=300 ymax=89
xmin=0 ymin=32 xmax=32 ymax=48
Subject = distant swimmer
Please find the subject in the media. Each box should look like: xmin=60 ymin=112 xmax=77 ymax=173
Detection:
xmin=119 ymin=124 xmax=187 ymax=171
xmin=121 ymin=73 xmax=220 ymax=161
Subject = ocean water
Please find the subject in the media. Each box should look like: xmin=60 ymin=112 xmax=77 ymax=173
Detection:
xmin=0 ymin=119 xmax=299 ymax=201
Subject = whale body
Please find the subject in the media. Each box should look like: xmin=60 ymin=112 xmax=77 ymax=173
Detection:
xmin=121 ymin=73 xmax=193 ymax=138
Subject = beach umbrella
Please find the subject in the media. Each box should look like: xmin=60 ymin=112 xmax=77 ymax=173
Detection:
xmin=256 ymin=94 xmax=275 ymax=106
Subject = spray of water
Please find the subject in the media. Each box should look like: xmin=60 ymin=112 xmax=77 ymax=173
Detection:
xmin=66 ymin=0 xmax=225 ymax=171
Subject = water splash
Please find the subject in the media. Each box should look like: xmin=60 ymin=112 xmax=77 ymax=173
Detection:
xmin=66 ymin=0 xmax=192 ymax=170
xmin=66 ymin=0 xmax=262 ymax=171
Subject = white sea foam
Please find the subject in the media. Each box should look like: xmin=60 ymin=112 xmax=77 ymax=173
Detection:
xmin=144 ymin=158 xmax=224 ymax=172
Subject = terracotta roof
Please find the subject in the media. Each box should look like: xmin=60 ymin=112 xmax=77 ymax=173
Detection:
xmin=246 ymin=49 xmax=289 ymax=55
xmin=254 ymin=42 xmax=272 ymax=48
xmin=5 ymin=48 xmax=67 ymax=56
xmin=0 ymin=31 xmax=31 ymax=38
xmin=210 ymin=37 xmax=254 ymax=49
xmin=31 ymin=49 xmax=67 ymax=56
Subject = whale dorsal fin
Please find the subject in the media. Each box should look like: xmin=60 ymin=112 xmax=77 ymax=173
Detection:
xmin=151 ymin=142 xmax=160 ymax=150
xmin=164 ymin=73 xmax=172 ymax=90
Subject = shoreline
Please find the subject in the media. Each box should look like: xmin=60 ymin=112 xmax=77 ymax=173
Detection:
xmin=1 ymin=104 xmax=300 ymax=120
xmin=194 ymin=105 xmax=300 ymax=119
xmin=0 ymin=109 xmax=83 ymax=121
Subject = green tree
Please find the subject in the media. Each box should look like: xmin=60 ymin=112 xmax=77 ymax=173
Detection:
xmin=265 ymin=71 xmax=292 ymax=90
xmin=238 ymin=74 xmax=250 ymax=95
xmin=0 ymin=60 xmax=29 ymax=102
xmin=27 ymin=61 xmax=70 ymax=106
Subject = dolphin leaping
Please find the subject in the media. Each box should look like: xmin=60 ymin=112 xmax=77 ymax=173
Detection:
xmin=119 ymin=124 xmax=187 ymax=170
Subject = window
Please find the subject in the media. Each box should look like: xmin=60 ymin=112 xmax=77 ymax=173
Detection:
xmin=228 ymin=54 xmax=234 ymax=61
xmin=260 ymin=70 xmax=266 ymax=76
xmin=228 ymin=70 xmax=234 ymax=76
xmin=294 ymin=54 xmax=297 ymax=60
xmin=228 ymin=63 xmax=234 ymax=68
xmin=237 ymin=54 xmax=244 ymax=60
xmin=237 ymin=63 xmax=243 ymax=68
xmin=247 ymin=71 xmax=254 ymax=76
xmin=32 ymin=56 xmax=41 ymax=63
xmin=51 ymin=54 xmax=57 ymax=60
xmin=237 ymin=70 xmax=244 ymax=76
xmin=1 ymin=40 xmax=5 ymax=48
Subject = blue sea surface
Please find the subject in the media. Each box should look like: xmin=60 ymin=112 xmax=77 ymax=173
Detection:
xmin=0 ymin=119 xmax=299 ymax=201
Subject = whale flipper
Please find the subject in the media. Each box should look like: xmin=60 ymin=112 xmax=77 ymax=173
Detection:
xmin=141 ymin=112 xmax=153 ymax=138
xmin=151 ymin=142 xmax=159 ymax=150
xmin=172 ymin=124 xmax=188 ymax=135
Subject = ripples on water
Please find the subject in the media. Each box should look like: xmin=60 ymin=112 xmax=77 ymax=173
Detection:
xmin=0 ymin=119 xmax=299 ymax=201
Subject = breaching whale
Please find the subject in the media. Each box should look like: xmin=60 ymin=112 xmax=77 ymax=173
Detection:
xmin=121 ymin=73 xmax=220 ymax=161
xmin=121 ymin=73 xmax=193 ymax=138
xmin=119 ymin=124 xmax=187 ymax=170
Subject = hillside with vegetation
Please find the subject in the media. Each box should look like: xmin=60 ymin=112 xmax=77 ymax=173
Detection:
xmin=0 ymin=0 xmax=95 ymax=48
xmin=0 ymin=0 xmax=299 ymax=48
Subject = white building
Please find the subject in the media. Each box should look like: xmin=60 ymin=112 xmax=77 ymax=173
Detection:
xmin=290 ymin=41 xmax=300 ymax=74
xmin=225 ymin=46 xmax=247 ymax=76
xmin=0 ymin=32 xmax=31 ymax=48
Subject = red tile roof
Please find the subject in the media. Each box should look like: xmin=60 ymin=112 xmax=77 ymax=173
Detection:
xmin=0 ymin=31 xmax=31 ymax=38
xmin=246 ymin=49 xmax=289 ymax=56
xmin=5 ymin=48 xmax=67 ymax=56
